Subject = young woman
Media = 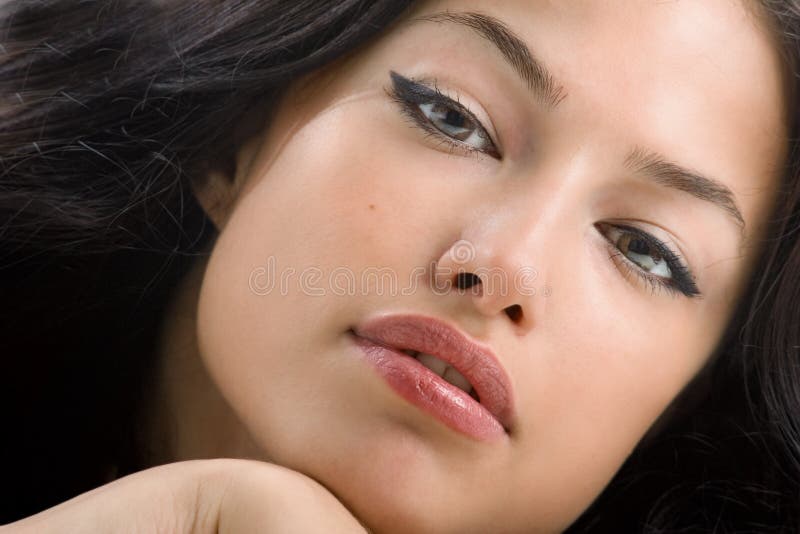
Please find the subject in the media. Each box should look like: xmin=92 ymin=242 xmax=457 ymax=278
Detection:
xmin=1 ymin=0 xmax=799 ymax=532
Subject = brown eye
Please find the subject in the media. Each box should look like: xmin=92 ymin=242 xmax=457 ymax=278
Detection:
xmin=613 ymin=230 xmax=672 ymax=278
xmin=596 ymin=222 xmax=701 ymax=298
xmin=622 ymin=234 xmax=663 ymax=264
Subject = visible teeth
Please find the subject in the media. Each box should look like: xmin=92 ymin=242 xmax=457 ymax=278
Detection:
xmin=410 ymin=352 xmax=477 ymax=398
xmin=415 ymin=352 xmax=448 ymax=377
xmin=442 ymin=366 xmax=472 ymax=394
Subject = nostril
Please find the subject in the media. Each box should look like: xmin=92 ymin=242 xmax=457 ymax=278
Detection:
xmin=456 ymin=272 xmax=481 ymax=290
xmin=504 ymin=304 xmax=523 ymax=323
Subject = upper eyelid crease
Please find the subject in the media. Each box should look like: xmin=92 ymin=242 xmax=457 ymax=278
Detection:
xmin=389 ymin=71 xmax=701 ymax=298
xmin=409 ymin=11 xmax=567 ymax=108
xmin=405 ymin=11 xmax=743 ymax=245
xmin=388 ymin=71 xmax=500 ymax=155
xmin=625 ymin=147 xmax=746 ymax=239
xmin=410 ymin=11 xmax=746 ymax=242
xmin=389 ymin=71 xmax=487 ymax=129
xmin=615 ymin=224 xmax=691 ymax=273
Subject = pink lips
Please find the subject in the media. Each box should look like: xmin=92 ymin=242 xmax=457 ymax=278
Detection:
xmin=351 ymin=313 xmax=515 ymax=441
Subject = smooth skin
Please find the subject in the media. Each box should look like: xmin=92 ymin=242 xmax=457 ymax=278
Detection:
xmin=1 ymin=460 xmax=367 ymax=533
xmin=4 ymin=1 xmax=789 ymax=533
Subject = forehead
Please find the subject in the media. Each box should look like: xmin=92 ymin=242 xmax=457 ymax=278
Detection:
xmin=402 ymin=0 xmax=787 ymax=240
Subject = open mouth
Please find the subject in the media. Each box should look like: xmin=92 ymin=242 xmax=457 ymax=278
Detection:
xmin=350 ymin=313 xmax=515 ymax=441
xmin=399 ymin=349 xmax=480 ymax=402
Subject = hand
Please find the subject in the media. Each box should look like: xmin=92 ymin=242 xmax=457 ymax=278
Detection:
xmin=1 ymin=459 xmax=368 ymax=533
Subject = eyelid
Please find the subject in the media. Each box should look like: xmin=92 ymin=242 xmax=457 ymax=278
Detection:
xmin=602 ymin=219 xmax=697 ymax=273
xmin=388 ymin=70 xmax=502 ymax=154
xmin=596 ymin=221 xmax=701 ymax=298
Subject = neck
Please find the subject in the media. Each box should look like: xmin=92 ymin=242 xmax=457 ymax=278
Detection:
xmin=140 ymin=255 xmax=264 ymax=467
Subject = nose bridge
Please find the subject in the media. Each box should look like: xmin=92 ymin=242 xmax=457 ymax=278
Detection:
xmin=484 ymin=144 xmax=596 ymax=261
xmin=435 ymin=154 xmax=590 ymax=331
xmin=468 ymin=166 xmax=568 ymax=273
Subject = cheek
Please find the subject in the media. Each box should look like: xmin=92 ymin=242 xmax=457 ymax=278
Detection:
xmin=228 ymin=96 xmax=494 ymax=278
xmin=194 ymin=100 xmax=465 ymax=446
xmin=507 ymin=244 xmax=721 ymax=517
xmin=193 ymin=89 xmax=732 ymax=531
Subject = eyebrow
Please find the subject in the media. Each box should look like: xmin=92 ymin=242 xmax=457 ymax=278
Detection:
xmin=625 ymin=147 xmax=746 ymax=233
xmin=411 ymin=11 xmax=567 ymax=108
xmin=411 ymin=11 xmax=746 ymax=235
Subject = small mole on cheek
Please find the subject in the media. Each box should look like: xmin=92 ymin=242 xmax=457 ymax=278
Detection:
xmin=368 ymin=204 xmax=376 ymax=210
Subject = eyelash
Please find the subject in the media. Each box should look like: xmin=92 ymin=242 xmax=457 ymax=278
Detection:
xmin=386 ymin=70 xmax=501 ymax=159
xmin=596 ymin=222 xmax=701 ymax=298
xmin=385 ymin=70 xmax=700 ymax=299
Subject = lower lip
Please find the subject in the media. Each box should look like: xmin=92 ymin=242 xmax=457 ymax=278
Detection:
xmin=351 ymin=333 xmax=506 ymax=441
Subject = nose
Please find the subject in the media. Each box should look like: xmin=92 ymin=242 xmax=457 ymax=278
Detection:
xmin=434 ymin=234 xmax=540 ymax=334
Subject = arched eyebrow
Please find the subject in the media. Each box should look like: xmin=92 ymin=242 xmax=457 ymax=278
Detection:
xmin=409 ymin=10 xmax=746 ymax=236
xmin=625 ymin=147 xmax=746 ymax=234
xmin=409 ymin=11 xmax=567 ymax=108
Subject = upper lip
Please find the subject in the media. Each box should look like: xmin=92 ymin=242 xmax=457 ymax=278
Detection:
xmin=352 ymin=313 xmax=515 ymax=432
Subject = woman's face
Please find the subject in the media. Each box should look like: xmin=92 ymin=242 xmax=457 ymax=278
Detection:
xmin=188 ymin=0 xmax=786 ymax=531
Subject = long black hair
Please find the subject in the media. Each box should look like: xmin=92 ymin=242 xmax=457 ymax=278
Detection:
xmin=1 ymin=1 xmax=799 ymax=531
xmin=0 ymin=0 xmax=417 ymax=521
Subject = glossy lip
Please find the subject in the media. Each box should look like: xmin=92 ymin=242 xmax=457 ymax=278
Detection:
xmin=350 ymin=313 xmax=515 ymax=438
